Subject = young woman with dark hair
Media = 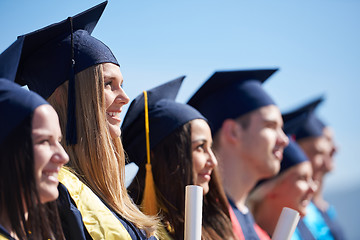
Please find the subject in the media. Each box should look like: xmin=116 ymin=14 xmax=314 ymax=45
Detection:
xmin=1 ymin=3 xmax=158 ymax=238
xmin=0 ymin=79 xmax=69 ymax=240
xmin=123 ymin=77 xmax=236 ymax=240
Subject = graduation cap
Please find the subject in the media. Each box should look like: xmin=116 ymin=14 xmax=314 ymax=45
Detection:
xmin=0 ymin=78 xmax=48 ymax=145
xmin=187 ymin=68 xmax=278 ymax=134
xmin=282 ymin=96 xmax=325 ymax=141
xmin=0 ymin=1 xmax=118 ymax=145
xmin=121 ymin=76 xmax=206 ymax=167
xmin=279 ymin=138 xmax=309 ymax=174
xmin=121 ymin=76 xmax=206 ymax=215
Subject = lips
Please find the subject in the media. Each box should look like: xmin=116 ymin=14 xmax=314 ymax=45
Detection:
xmin=273 ymin=149 xmax=283 ymax=160
xmin=106 ymin=111 xmax=121 ymax=122
xmin=42 ymin=170 xmax=60 ymax=184
xmin=198 ymin=171 xmax=212 ymax=181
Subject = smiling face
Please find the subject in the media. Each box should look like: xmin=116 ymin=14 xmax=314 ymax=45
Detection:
xmin=322 ymin=127 xmax=337 ymax=174
xmin=271 ymin=161 xmax=317 ymax=217
xmin=237 ymin=105 xmax=289 ymax=179
xmin=103 ymin=63 xmax=130 ymax=138
xmin=32 ymin=105 xmax=69 ymax=203
xmin=298 ymin=136 xmax=329 ymax=183
xmin=191 ymin=119 xmax=218 ymax=195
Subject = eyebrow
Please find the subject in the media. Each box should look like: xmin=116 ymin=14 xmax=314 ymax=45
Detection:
xmin=191 ymin=138 xmax=207 ymax=144
xmin=263 ymin=118 xmax=283 ymax=128
xmin=32 ymin=130 xmax=56 ymax=139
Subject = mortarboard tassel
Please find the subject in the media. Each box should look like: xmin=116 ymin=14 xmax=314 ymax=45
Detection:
xmin=141 ymin=90 xmax=158 ymax=216
xmin=66 ymin=17 xmax=77 ymax=145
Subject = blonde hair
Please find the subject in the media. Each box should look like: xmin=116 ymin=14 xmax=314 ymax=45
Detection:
xmin=47 ymin=64 xmax=157 ymax=236
xmin=247 ymin=170 xmax=288 ymax=218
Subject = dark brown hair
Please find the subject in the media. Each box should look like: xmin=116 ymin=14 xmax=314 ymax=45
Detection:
xmin=0 ymin=115 xmax=64 ymax=240
xmin=128 ymin=122 xmax=236 ymax=240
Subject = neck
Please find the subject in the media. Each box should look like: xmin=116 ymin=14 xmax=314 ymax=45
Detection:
xmin=253 ymin=199 xmax=282 ymax=236
xmin=216 ymin=147 xmax=258 ymax=212
xmin=313 ymin=192 xmax=329 ymax=212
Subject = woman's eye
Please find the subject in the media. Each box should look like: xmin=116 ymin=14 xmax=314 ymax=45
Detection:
xmin=104 ymin=81 xmax=112 ymax=87
xmin=196 ymin=144 xmax=205 ymax=151
xmin=38 ymin=139 xmax=50 ymax=145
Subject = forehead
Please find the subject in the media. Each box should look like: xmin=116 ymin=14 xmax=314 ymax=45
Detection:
xmin=32 ymin=105 xmax=60 ymax=134
xmin=300 ymin=136 xmax=329 ymax=151
xmin=190 ymin=119 xmax=211 ymax=138
xmin=250 ymin=105 xmax=282 ymax=122
xmin=102 ymin=63 xmax=122 ymax=78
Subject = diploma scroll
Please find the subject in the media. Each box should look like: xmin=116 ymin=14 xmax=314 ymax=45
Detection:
xmin=184 ymin=185 xmax=203 ymax=240
xmin=272 ymin=207 xmax=300 ymax=240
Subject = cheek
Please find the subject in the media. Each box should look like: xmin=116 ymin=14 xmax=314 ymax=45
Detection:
xmin=104 ymin=90 xmax=113 ymax=109
xmin=294 ymin=181 xmax=308 ymax=196
xmin=192 ymin=153 xmax=204 ymax=173
xmin=312 ymin=155 xmax=324 ymax=169
xmin=33 ymin=147 xmax=48 ymax=176
xmin=259 ymin=129 xmax=276 ymax=147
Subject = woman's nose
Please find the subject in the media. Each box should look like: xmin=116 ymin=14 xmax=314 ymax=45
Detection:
xmin=114 ymin=87 xmax=130 ymax=105
xmin=53 ymin=143 xmax=69 ymax=165
xmin=207 ymin=149 xmax=218 ymax=168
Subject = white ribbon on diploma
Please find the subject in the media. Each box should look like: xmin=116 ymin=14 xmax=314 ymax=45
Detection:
xmin=184 ymin=185 xmax=203 ymax=240
xmin=272 ymin=207 xmax=300 ymax=240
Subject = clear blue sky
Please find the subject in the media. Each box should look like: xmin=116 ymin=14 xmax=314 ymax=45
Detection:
xmin=1 ymin=0 xmax=359 ymax=193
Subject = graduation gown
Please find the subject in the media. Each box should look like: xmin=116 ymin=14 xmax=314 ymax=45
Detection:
xmin=228 ymin=198 xmax=271 ymax=240
xmin=319 ymin=204 xmax=347 ymax=240
xmin=294 ymin=201 xmax=335 ymax=240
xmin=0 ymin=225 xmax=15 ymax=240
xmin=57 ymin=168 xmax=157 ymax=240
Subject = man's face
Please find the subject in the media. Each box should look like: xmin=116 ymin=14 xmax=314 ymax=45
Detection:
xmin=236 ymin=105 xmax=289 ymax=179
xmin=298 ymin=136 xmax=329 ymax=183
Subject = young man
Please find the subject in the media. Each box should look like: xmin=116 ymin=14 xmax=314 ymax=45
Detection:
xmin=188 ymin=69 xmax=289 ymax=240
xmin=283 ymin=96 xmax=346 ymax=240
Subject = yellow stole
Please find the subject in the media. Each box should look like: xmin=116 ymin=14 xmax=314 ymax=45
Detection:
xmin=58 ymin=168 xmax=133 ymax=240
xmin=0 ymin=234 xmax=10 ymax=240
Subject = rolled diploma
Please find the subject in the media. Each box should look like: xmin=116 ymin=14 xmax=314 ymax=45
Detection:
xmin=272 ymin=207 xmax=300 ymax=240
xmin=184 ymin=185 xmax=203 ymax=240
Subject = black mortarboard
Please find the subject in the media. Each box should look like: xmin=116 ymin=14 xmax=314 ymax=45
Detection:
xmin=0 ymin=1 xmax=118 ymax=145
xmin=279 ymin=138 xmax=309 ymax=174
xmin=188 ymin=69 xmax=278 ymax=134
xmin=121 ymin=76 xmax=206 ymax=166
xmin=0 ymin=78 xmax=48 ymax=145
xmin=283 ymin=96 xmax=325 ymax=141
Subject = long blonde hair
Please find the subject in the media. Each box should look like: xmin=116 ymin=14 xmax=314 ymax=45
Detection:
xmin=48 ymin=64 xmax=157 ymax=236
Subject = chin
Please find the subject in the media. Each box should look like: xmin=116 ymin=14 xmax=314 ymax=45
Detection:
xmin=200 ymin=183 xmax=209 ymax=195
xmin=39 ymin=187 xmax=59 ymax=204
xmin=297 ymin=206 xmax=307 ymax=217
xmin=270 ymin=159 xmax=281 ymax=175
xmin=108 ymin=125 xmax=121 ymax=138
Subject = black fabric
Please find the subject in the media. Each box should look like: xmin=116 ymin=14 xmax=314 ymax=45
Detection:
xmin=57 ymin=183 xmax=91 ymax=240
xmin=0 ymin=224 xmax=15 ymax=240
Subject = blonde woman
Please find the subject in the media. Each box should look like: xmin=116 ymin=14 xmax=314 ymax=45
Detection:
xmin=0 ymin=2 xmax=157 ymax=239
xmin=247 ymin=139 xmax=317 ymax=239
